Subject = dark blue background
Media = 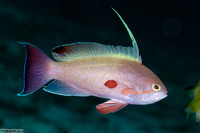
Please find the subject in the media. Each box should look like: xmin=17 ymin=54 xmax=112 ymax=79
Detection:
xmin=0 ymin=0 xmax=200 ymax=132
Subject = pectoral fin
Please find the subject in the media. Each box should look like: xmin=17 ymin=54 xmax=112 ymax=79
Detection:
xmin=96 ymin=99 xmax=128 ymax=114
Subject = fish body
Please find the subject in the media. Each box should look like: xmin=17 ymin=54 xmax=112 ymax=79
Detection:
xmin=48 ymin=53 xmax=164 ymax=105
xmin=185 ymin=80 xmax=200 ymax=123
xmin=18 ymin=9 xmax=167 ymax=114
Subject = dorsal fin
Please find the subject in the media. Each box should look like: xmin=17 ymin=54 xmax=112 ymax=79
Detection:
xmin=52 ymin=42 xmax=141 ymax=63
xmin=52 ymin=8 xmax=142 ymax=63
xmin=112 ymin=8 xmax=141 ymax=62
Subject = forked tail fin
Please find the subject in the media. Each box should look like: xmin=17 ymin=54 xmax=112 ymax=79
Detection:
xmin=18 ymin=42 xmax=54 ymax=96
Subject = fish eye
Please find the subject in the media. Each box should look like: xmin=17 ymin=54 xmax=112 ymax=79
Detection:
xmin=152 ymin=84 xmax=161 ymax=92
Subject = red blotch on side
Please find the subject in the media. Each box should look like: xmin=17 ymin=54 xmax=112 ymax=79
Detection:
xmin=104 ymin=80 xmax=118 ymax=89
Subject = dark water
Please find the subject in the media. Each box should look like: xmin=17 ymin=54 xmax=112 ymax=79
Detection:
xmin=0 ymin=0 xmax=200 ymax=133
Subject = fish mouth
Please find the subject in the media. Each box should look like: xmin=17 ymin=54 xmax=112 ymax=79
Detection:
xmin=141 ymin=92 xmax=168 ymax=104
xmin=163 ymin=93 xmax=168 ymax=99
xmin=159 ymin=93 xmax=168 ymax=101
xmin=153 ymin=92 xmax=168 ymax=103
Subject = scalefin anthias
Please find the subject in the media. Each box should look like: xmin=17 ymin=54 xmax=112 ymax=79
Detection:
xmin=18 ymin=8 xmax=167 ymax=114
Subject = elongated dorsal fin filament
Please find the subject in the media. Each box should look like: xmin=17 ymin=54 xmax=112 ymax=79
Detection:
xmin=111 ymin=8 xmax=140 ymax=61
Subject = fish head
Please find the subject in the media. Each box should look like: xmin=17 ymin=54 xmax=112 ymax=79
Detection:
xmin=124 ymin=65 xmax=168 ymax=105
xmin=138 ymin=78 xmax=168 ymax=104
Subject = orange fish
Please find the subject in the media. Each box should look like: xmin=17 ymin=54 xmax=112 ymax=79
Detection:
xmin=18 ymin=8 xmax=167 ymax=114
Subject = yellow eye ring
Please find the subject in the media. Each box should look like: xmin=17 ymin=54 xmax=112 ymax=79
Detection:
xmin=152 ymin=84 xmax=161 ymax=92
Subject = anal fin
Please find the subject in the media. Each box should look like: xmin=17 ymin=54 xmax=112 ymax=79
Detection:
xmin=43 ymin=80 xmax=90 ymax=96
xmin=96 ymin=99 xmax=128 ymax=114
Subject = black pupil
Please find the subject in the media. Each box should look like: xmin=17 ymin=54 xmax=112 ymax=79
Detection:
xmin=155 ymin=85 xmax=159 ymax=89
